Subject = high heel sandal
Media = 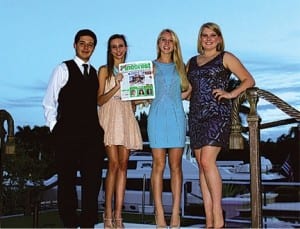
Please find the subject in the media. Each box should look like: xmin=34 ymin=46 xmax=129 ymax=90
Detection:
xmin=155 ymin=214 xmax=167 ymax=229
xmin=170 ymin=214 xmax=181 ymax=229
xmin=214 ymin=211 xmax=226 ymax=228
xmin=103 ymin=213 xmax=114 ymax=229
xmin=114 ymin=217 xmax=125 ymax=229
xmin=170 ymin=223 xmax=181 ymax=229
xmin=216 ymin=222 xmax=226 ymax=228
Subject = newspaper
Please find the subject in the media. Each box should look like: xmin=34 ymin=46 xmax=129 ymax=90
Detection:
xmin=119 ymin=60 xmax=155 ymax=101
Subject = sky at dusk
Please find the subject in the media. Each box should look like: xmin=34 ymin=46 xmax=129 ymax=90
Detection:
xmin=1 ymin=0 xmax=300 ymax=141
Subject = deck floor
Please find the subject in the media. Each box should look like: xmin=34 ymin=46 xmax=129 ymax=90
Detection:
xmin=95 ymin=222 xmax=205 ymax=228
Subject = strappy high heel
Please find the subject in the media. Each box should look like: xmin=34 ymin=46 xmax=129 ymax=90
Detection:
xmin=114 ymin=217 xmax=125 ymax=229
xmin=103 ymin=213 xmax=114 ymax=229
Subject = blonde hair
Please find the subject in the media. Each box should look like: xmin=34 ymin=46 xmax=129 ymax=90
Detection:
xmin=197 ymin=22 xmax=225 ymax=54
xmin=156 ymin=29 xmax=189 ymax=91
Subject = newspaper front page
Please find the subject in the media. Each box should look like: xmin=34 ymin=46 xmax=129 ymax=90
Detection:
xmin=119 ymin=60 xmax=155 ymax=101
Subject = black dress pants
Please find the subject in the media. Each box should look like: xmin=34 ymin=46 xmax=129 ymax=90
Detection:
xmin=54 ymin=136 xmax=104 ymax=228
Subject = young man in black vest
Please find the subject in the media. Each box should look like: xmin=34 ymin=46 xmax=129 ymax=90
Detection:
xmin=43 ymin=29 xmax=105 ymax=228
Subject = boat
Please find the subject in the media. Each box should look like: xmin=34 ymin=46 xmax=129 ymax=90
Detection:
xmin=38 ymin=140 xmax=297 ymax=227
xmin=96 ymin=140 xmax=286 ymax=215
xmin=107 ymin=148 xmax=299 ymax=228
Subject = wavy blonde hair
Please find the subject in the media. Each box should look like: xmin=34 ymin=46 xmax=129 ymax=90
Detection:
xmin=156 ymin=29 xmax=189 ymax=91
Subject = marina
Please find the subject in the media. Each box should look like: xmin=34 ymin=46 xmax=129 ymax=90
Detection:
xmin=37 ymin=143 xmax=299 ymax=228
xmin=1 ymin=87 xmax=299 ymax=228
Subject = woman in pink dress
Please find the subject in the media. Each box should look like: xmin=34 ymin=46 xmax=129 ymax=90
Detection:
xmin=98 ymin=34 xmax=143 ymax=229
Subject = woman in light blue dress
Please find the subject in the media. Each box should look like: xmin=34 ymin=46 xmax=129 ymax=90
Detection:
xmin=147 ymin=29 xmax=191 ymax=228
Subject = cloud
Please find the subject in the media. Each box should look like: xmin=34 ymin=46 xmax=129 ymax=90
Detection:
xmin=1 ymin=96 xmax=42 ymax=108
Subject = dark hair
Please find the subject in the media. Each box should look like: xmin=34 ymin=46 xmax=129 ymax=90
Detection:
xmin=74 ymin=29 xmax=97 ymax=46
xmin=107 ymin=34 xmax=127 ymax=80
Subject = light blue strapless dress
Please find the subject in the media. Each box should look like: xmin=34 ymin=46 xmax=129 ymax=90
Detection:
xmin=147 ymin=60 xmax=186 ymax=148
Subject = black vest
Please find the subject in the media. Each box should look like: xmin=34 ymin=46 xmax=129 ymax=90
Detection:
xmin=54 ymin=60 xmax=102 ymax=138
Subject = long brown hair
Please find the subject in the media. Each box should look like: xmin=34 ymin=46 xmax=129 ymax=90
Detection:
xmin=106 ymin=34 xmax=128 ymax=81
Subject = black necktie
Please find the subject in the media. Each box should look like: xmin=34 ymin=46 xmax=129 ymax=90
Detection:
xmin=82 ymin=64 xmax=89 ymax=79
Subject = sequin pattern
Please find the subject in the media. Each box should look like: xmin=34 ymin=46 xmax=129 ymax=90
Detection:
xmin=187 ymin=52 xmax=232 ymax=149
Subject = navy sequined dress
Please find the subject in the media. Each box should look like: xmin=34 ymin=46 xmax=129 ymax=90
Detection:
xmin=187 ymin=52 xmax=232 ymax=150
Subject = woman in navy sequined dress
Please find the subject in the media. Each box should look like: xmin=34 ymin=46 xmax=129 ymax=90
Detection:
xmin=187 ymin=22 xmax=255 ymax=228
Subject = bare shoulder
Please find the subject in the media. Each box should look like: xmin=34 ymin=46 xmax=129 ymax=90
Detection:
xmin=98 ymin=65 xmax=108 ymax=78
xmin=223 ymin=51 xmax=238 ymax=60
xmin=98 ymin=65 xmax=107 ymax=72
xmin=223 ymin=51 xmax=242 ymax=68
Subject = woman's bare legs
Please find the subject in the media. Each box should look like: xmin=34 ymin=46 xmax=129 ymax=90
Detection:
xmin=114 ymin=145 xmax=129 ymax=226
xmin=151 ymin=148 xmax=167 ymax=227
xmin=168 ymin=148 xmax=183 ymax=227
xmin=104 ymin=145 xmax=118 ymax=227
xmin=195 ymin=146 xmax=224 ymax=228
xmin=104 ymin=145 xmax=129 ymax=228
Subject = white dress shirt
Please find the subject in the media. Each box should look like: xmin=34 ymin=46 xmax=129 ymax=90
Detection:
xmin=42 ymin=56 xmax=91 ymax=131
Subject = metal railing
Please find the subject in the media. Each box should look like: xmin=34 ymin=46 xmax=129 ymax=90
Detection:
xmin=0 ymin=110 xmax=15 ymax=228
xmin=229 ymin=87 xmax=300 ymax=228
